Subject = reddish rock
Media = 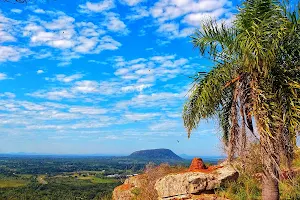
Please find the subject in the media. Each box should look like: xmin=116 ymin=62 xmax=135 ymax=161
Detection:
xmin=189 ymin=158 xmax=207 ymax=171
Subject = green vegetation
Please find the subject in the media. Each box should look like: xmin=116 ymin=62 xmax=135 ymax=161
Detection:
xmin=0 ymin=171 xmax=121 ymax=200
xmin=0 ymin=179 xmax=28 ymax=188
xmin=217 ymin=173 xmax=261 ymax=200
xmin=216 ymin=171 xmax=300 ymax=200
xmin=215 ymin=149 xmax=300 ymax=200
xmin=0 ymin=156 xmax=134 ymax=199
xmin=0 ymin=155 xmax=190 ymax=199
xmin=183 ymin=0 xmax=300 ymax=199
xmin=77 ymin=176 xmax=117 ymax=184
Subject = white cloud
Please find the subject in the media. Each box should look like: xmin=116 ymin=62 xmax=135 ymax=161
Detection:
xmin=79 ymin=0 xmax=115 ymax=13
xmin=37 ymin=70 xmax=44 ymax=74
xmin=0 ymin=73 xmax=8 ymax=80
xmin=0 ymin=46 xmax=31 ymax=62
xmin=28 ymin=89 xmax=75 ymax=100
xmin=157 ymin=22 xmax=194 ymax=38
xmin=0 ymin=92 xmax=16 ymax=98
xmin=120 ymin=0 xmax=144 ymax=6
xmin=0 ymin=30 xmax=16 ymax=43
xmin=149 ymin=120 xmax=179 ymax=131
xmin=121 ymin=84 xmax=152 ymax=92
xmin=0 ymin=12 xmax=19 ymax=43
xmin=151 ymin=0 xmax=230 ymax=22
xmin=124 ymin=112 xmax=160 ymax=121
xmin=19 ymin=12 xmax=122 ymax=63
xmin=149 ymin=0 xmax=234 ymax=39
xmin=126 ymin=6 xmax=149 ymax=20
xmin=43 ymin=16 xmax=75 ymax=30
xmin=58 ymin=61 xmax=72 ymax=67
xmin=182 ymin=8 xmax=227 ymax=26
xmin=69 ymin=106 xmax=107 ymax=115
xmin=11 ymin=9 xmax=22 ymax=14
xmin=54 ymin=74 xmax=84 ymax=83
xmin=102 ymin=12 xmax=128 ymax=34
xmin=72 ymin=80 xmax=99 ymax=93
xmin=34 ymin=9 xmax=46 ymax=14
xmin=74 ymin=37 xmax=98 ymax=53
xmin=95 ymin=36 xmax=121 ymax=52
xmin=51 ymin=39 xmax=75 ymax=49
xmin=112 ymin=55 xmax=190 ymax=85
xmin=116 ymin=92 xmax=183 ymax=109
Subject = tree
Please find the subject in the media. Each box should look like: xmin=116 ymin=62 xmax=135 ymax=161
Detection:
xmin=183 ymin=0 xmax=300 ymax=199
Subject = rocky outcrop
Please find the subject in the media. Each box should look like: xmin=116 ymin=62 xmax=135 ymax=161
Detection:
xmin=112 ymin=176 xmax=143 ymax=200
xmin=113 ymin=158 xmax=238 ymax=200
xmin=155 ymin=163 xmax=238 ymax=200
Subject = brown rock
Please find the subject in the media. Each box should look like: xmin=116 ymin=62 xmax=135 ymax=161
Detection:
xmin=113 ymin=184 xmax=135 ymax=200
xmin=155 ymin=164 xmax=238 ymax=200
xmin=113 ymin=176 xmax=143 ymax=200
xmin=189 ymin=158 xmax=207 ymax=171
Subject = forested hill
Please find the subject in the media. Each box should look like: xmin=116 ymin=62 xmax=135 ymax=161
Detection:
xmin=128 ymin=149 xmax=183 ymax=161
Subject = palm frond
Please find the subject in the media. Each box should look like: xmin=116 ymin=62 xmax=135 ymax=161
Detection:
xmin=191 ymin=20 xmax=237 ymax=61
xmin=183 ymin=64 xmax=233 ymax=137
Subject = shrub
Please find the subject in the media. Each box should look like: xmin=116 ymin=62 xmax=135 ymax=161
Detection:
xmin=135 ymin=163 xmax=187 ymax=200
xmin=280 ymin=174 xmax=300 ymax=200
xmin=216 ymin=173 xmax=261 ymax=200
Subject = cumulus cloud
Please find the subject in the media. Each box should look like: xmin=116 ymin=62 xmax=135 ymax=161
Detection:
xmin=0 ymin=46 xmax=31 ymax=62
xmin=120 ymin=0 xmax=145 ymax=6
xmin=121 ymin=84 xmax=152 ymax=92
xmin=182 ymin=8 xmax=227 ymax=26
xmin=126 ymin=6 xmax=150 ymax=20
xmin=124 ymin=112 xmax=160 ymax=121
xmin=69 ymin=106 xmax=107 ymax=115
xmin=116 ymin=92 xmax=184 ymax=109
xmin=53 ymin=74 xmax=84 ymax=83
xmin=0 ymin=92 xmax=16 ymax=98
xmin=11 ymin=9 xmax=22 ymax=14
xmin=0 ymin=12 xmax=19 ymax=43
xmin=149 ymin=0 xmax=234 ymax=39
xmin=72 ymin=80 xmax=99 ymax=93
xmin=79 ymin=0 xmax=115 ymax=13
xmin=0 ymin=8 xmax=125 ymax=65
xmin=37 ymin=70 xmax=44 ymax=74
xmin=0 ymin=73 xmax=8 ymax=80
xmin=28 ymin=89 xmax=75 ymax=100
xmin=112 ymin=55 xmax=190 ymax=85
xmin=149 ymin=120 xmax=179 ymax=131
xmin=34 ymin=9 xmax=46 ymax=14
xmin=102 ymin=12 xmax=129 ymax=34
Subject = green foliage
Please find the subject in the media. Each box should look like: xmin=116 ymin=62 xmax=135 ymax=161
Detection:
xmin=184 ymin=0 xmax=300 ymax=185
xmin=279 ymin=175 xmax=300 ymax=200
xmin=0 ymin=179 xmax=28 ymax=188
xmin=217 ymin=173 xmax=300 ymax=200
xmin=0 ymin=175 xmax=120 ymax=200
xmin=216 ymin=173 xmax=261 ymax=200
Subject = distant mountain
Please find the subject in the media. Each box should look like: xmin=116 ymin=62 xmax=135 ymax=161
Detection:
xmin=128 ymin=148 xmax=183 ymax=161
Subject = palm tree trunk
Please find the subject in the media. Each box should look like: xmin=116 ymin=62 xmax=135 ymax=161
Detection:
xmin=251 ymin=76 xmax=280 ymax=200
xmin=260 ymin=137 xmax=280 ymax=200
xmin=262 ymin=171 xmax=279 ymax=200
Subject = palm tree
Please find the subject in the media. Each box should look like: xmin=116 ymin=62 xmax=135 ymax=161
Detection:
xmin=183 ymin=0 xmax=300 ymax=199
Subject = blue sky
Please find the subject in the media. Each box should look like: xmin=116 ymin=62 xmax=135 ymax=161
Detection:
xmin=0 ymin=0 xmax=238 ymax=156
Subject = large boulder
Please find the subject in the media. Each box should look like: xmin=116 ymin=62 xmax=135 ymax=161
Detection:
xmin=155 ymin=164 xmax=238 ymax=200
